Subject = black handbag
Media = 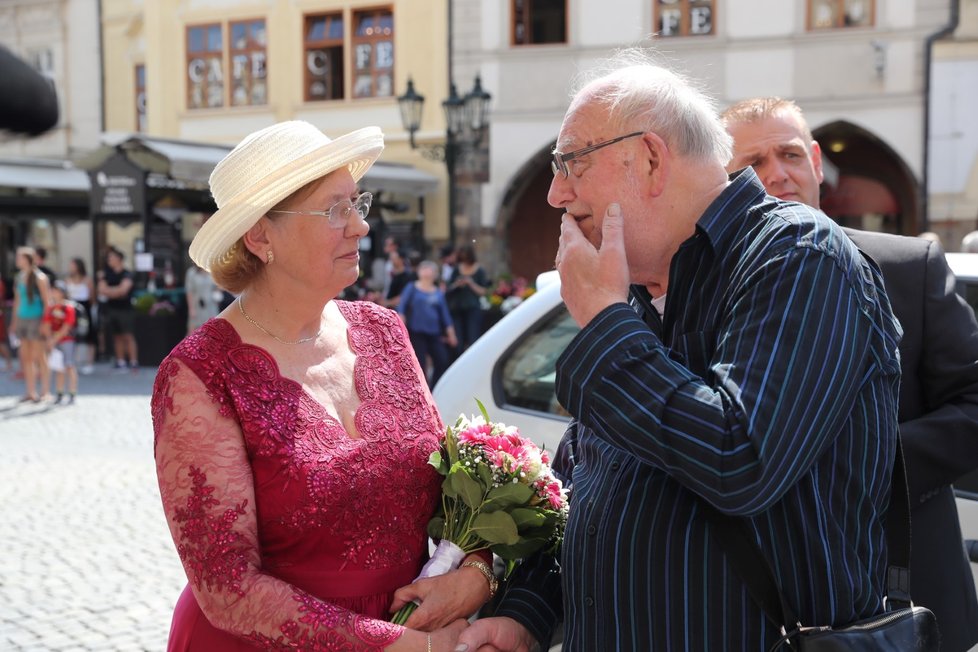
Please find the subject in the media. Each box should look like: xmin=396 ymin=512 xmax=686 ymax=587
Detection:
xmin=702 ymin=437 xmax=940 ymax=651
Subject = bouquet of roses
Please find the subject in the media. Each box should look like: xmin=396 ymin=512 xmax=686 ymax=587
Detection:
xmin=391 ymin=400 xmax=568 ymax=624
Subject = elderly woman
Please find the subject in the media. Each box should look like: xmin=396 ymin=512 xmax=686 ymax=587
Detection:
xmin=152 ymin=122 xmax=491 ymax=651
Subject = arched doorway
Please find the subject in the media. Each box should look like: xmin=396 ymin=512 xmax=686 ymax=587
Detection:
xmin=813 ymin=121 xmax=920 ymax=236
xmin=494 ymin=144 xmax=564 ymax=282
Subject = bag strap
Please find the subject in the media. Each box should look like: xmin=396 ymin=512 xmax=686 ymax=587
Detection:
xmin=701 ymin=435 xmax=913 ymax=630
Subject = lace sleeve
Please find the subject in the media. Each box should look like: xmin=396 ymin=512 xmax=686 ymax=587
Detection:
xmin=152 ymin=358 xmax=406 ymax=650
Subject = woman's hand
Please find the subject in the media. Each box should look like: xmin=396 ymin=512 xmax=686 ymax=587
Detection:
xmin=391 ymin=565 xmax=493 ymax=632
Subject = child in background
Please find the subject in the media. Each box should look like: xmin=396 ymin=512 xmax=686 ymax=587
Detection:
xmin=41 ymin=282 xmax=78 ymax=404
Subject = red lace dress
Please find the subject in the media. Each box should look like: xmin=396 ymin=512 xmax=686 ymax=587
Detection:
xmin=152 ymin=301 xmax=443 ymax=650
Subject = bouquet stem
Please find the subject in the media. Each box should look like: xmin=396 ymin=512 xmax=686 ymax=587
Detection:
xmin=391 ymin=540 xmax=467 ymax=625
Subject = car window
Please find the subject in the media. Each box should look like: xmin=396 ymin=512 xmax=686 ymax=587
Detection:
xmin=497 ymin=305 xmax=579 ymax=417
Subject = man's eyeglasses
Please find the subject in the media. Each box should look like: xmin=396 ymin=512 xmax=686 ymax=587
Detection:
xmin=551 ymin=131 xmax=645 ymax=178
xmin=267 ymin=192 xmax=373 ymax=229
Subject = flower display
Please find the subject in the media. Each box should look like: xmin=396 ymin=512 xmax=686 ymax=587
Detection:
xmin=391 ymin=400 xmax=568 ymax=625
xmin=485 ymin=275 xmax=535 ymax=314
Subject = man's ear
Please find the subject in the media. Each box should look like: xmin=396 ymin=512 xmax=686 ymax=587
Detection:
xmin=810 ymin=139 xmax=825 ymax=185
xmin=242 ymin=216 xmax=273 ymax=259
xmin=640 ymin=132 xmax=670 ymax=197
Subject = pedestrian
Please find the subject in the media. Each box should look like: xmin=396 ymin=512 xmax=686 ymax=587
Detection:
xmin=383 ymin=247 xmax=415 ymax=309
xmin=722 ymin=95 xmax=978 ymax=651
xmin=64 ymin=257 xmax=96 ymax=375
xmin=398 ymin=260 xmax=458 ymax=387
xmin=41 ymin=281 xmax=78 ymax=404
xmin=458 ymin=51 xmax=902 ymax=651
xmin=183 ymin=262 xmax=221 ymax=332
xmin=10 ymin=246 xmax=51 ymax=402
xmin=34 ymin=245 xmax=57 ymax=284
xmin=97 ymin=246 xmax=138 ymax=372
xmin=445 ymin=244 xmax=489 ymax=353
xmin=438 ymin=243 xmax=456 ymax=292
xmin=962 ymin=230 xmax=978 ymax=253
xmin=152 ymin=120 xmax=487 ymax=650
xmin=0 ymin=275 xmax=13 ymax=372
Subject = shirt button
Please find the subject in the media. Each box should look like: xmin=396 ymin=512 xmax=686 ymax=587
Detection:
xmin=584 ymin=596 xmax=594 ymax=607
xmin=610 ymin=461 xmax=620 ymax=471
xmin=587 ymin=524 xmax=597 ymax=536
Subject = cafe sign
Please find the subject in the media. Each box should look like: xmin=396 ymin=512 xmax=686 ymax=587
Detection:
xmin=89 ymin=153 xmax=146 ymax=217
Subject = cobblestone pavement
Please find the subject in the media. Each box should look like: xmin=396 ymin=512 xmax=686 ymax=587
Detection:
xmin=1 ymin=364 xmax=186 ymax=651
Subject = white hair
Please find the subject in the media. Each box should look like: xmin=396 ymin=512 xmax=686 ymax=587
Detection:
xmin=572 ymin=48 xmax=732 ymax=166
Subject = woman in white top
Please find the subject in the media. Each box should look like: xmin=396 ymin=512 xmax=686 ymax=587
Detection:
xmin=65 ymin=257 xmax=95 ymax=374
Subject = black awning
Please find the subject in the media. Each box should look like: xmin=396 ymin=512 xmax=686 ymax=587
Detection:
xmin=0 ymin=46 xmax=59 ymax=136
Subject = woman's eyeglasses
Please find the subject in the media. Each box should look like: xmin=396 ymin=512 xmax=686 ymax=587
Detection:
xmin=551 ymin=132 xmax=645 ymax=178
xmin=267 ymin=192 xmax=373 ymax=229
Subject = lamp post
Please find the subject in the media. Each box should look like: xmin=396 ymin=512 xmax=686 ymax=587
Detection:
xmin=397 ymin=75 xmax=491 ymax=246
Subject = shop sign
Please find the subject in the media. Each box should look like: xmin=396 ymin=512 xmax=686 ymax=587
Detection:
xmin=89 ymin=154 xmax=146 ymax=217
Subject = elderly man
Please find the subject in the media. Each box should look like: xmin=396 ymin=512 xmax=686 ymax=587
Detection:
xmin=722 ymin=96 xmax=978 ymax=652
xmin=455 ymin=54 xmax=902 ymax=651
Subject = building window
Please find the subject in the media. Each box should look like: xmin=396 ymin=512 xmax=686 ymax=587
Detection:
xmin=352 ymin=8 xmax=394 ymax=98
xmin=135 ymin=64 xmax=147 ymax=132
xmin=187 ymin=24 xmax=224 ymax=109
xmin=655 ymin=0 xmax=715 ymax=37
xmin=808 ymin=0 xmax=874 ymax=29
xmin=229 ymin=19 xmax=267 ymax=106
xmin=512 ymin=0 xmax=567 ymax=45
xmin=305 ymin=13 xmax=345 ymax=101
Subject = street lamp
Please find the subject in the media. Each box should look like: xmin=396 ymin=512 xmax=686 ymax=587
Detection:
xmin=397 ymin=75 xmax=491 ymax=246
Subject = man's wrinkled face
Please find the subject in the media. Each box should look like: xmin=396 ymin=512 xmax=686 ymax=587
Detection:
xmin=726 ymin=110 xmax=824 ymax=208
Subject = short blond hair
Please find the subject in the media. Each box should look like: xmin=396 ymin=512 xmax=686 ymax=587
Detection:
xmin=720 ymin=97 xmax=814 ymax=143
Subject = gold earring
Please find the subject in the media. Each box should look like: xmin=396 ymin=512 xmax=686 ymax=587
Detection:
xmin=266 ymin=250 xmax=274 ymax=264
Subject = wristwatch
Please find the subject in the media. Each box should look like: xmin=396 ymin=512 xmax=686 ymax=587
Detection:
xmin=461 ymin=559 xmax=498 ymax=599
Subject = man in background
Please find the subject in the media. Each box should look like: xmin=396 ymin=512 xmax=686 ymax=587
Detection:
xmin=97 ymin=246 xmax=138 ymax=372
xmin=722 ymin=96 xmax=978 ymax=651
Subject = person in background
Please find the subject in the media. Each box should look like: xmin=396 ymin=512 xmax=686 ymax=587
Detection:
xmin=438 ymin=244 xmax=456 ymax=292
xmin=961 ymin=230 xmax=978 ymax=254
xmin=459 ymin=53 xmax=901 ymax=652
xmin=0 ymin=275 xmax=13 ymax=372
xmin=184 ymin=262 xmax=221 ymax=332
xmin=446 ymin=245 xmax=490 ymax=354
xmin=383 ymin=248 xmax=416 ymax=310
xmin=397 ymin=260 xmax=458 ymax=388
xmin=41 ymin=281 xmax=78 ymax=404
xmin=34 ymin=246 xmax=56 ymax=284
xmin=721 ymin=96 xmax=978 ymax=651
xmin=10 ymin=246 xmax=51 ymax=402
xmin=917 ymin=231 xmax=943 ymax=247
xmin=97 ymin=246 xmax=138 ymax=372
xmin=65 ymin=257 xmax=96 ymax=375
xmin=153 ymin=120 xmax=489 ymax=651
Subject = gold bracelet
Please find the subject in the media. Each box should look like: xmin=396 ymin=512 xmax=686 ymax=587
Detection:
xmin=461 ymin=559 xmax=498 ymax=599
xmin=426 ymin=633 xmax=432 ymax=652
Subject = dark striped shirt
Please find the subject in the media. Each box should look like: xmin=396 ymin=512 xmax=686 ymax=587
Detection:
xmin=495 ymin=169 xmax=903 ymax=651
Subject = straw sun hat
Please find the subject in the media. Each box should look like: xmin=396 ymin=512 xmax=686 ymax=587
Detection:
xmin=189 ymin=121 xmax=384 ymax=271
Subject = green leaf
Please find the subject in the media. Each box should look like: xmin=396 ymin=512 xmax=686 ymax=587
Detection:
xmin=482 ymin=482 xmax=535 ymax=512
xmin=490 ymin=536 xmax=551 ymax=560
xmin=442 ymin=475 xmax=457 ymax=499
xmin=471 ymin=511 xmax=520 ymax=545
xmin=450 ymin=469 xmax=486 ymax=510
xmin=510 ymin=507 xmax=547 ymax=529
xmin=428 ymin=450 xmax=448 ymax=475
xmin=444 ymin=425 xmax=458 ymax=465
xmin=476 ymin=463 xmax=493 ymax=487
xmin=427 ymin=516 xmax=445 ymax=539
xmin=475 ymin=398 xmax=490 ymax=424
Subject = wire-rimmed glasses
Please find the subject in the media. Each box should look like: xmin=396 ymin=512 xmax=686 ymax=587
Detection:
xmin=551 ymin=132 xmax=645 ymax=178
xmin=267 ymin=191 xmax=373 ymax=229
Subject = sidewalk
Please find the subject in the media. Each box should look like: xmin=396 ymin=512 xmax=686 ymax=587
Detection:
xmin=0 ymin=362 xmax=187 ymax=651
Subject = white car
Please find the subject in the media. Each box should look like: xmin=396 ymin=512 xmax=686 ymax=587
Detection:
xmin=433 ymin=255 xmax=978 ymax=608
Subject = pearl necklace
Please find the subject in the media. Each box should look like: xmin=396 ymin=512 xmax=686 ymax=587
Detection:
xmin=237 ymin=296 xmax=321 ymax=345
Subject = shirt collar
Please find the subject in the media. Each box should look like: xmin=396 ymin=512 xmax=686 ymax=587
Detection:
xmin=693 ymin=167 xmax=768 ymax=254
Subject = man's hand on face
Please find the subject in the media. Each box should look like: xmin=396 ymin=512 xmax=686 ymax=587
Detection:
xmin=556 ymin=202 xmax=631 ymax=327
